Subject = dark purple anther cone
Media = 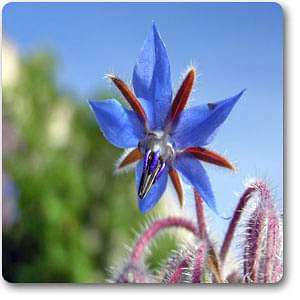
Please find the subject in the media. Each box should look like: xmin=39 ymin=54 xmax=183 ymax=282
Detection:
xmin=143 ymin=150 xmax=151 ymax=171
xmin=149 ymin=151 xmax=159 ymax=173
xmin=156 ymin=162 xmax=166 ymax=181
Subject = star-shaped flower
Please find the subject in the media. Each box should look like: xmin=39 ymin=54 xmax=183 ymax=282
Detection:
xmin=89 ymin=23 xmax=245 ymax=214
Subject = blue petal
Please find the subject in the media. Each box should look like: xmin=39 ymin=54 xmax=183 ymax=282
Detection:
xmin=133 ymin=23 xmax=172 ymax=130
xmin=174 ymin=154 xmax=218 ymax=214
xmin=135 ymin=160 xmax=168 ymax=213
xmin=89 ymin=99 xmax=145 ymax=149
xmin=138 ymin=97 xmax=155 ymax=130
xmin=171 ymin=90 xmax=246 ymax=149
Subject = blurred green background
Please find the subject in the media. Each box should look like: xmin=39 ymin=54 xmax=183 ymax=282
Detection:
xmin=2 ymin=43 xmax=178 ymax=283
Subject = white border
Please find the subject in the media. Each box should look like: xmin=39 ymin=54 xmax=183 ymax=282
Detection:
xmin=1 ymin=0 xmax=298 ymax=298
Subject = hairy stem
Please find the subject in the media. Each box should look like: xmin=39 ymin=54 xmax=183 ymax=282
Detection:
xmin=207 ymin=246 xmax=224 ymax=283
xmin=131 ymin=217 xmax=198 ymax=264
xmin=194 ymin=190 xmax=207 ymax=239
xmin=194 ymin=190 xmax=223 ymax=282
xmin=264 ymin=207 xmax=281 ymax=283
xmin=167 ymin=256 xmax=190 ymax=284
xmin=192 ymin=242 xmax=207 ymax=283
xmin=244 ymin=209 xmax=266 ymax=283
xmin=220 ymin=185 xmax=257 ymax=263
xmin=240 ymin=182 xmax=281 ymax=283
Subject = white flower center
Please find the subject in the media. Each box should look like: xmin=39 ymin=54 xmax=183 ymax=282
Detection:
xmin=138 ymin=131 xmax=175 ymax=163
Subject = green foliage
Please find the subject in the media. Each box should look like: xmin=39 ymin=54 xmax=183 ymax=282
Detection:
xmin=3 ymin=52 xmax=176 ymax=282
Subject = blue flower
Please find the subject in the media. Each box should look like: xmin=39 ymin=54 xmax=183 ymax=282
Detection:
xmin=89 ymin=24 xmax=245 ymax=214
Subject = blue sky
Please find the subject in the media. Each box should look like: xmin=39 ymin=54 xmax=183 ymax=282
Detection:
xmin=3 ymin=2 xmax=283 ymax=228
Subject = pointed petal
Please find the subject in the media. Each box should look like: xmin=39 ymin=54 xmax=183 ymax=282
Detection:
xmin=184 ymin=147 xmax=236 ymax=171
xmin=172 ymin=90 xmax=246 ymax=149
xmin=169 ymin=168 xmax=184 ymax=208
xmin=107 ymin=74 xmax=147 ymax=125
xmin=135 ymin=160 xmax=168 ymax=213
xmin=133 ymin=23 xmax=172 ymax=130
xmin=174 ymin=154 xmax=218 ymax=214
xmin=138 ymin=97 xmax=155 ymax=130
xmin=168 ymin=67 xmax=196 ymax=125
xmin=89 ymin=99 xmax=145 ymax=149
xmin=118 ymin=148 xmax=142 ymax=169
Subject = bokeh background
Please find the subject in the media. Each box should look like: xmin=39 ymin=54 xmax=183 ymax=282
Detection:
xmin=2 ymin=2 xmax=283 ymax=283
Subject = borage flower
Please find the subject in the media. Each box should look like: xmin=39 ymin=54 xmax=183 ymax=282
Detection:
xmin=89 ymin=24 xmax=245 ymax=214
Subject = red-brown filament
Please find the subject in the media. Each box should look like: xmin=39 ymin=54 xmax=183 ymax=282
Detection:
xmin=169 ymin=68 xmax=196 ymax=124
xmin=184 ymin=147 xmax=236 ymax=171
xmin=169 ymin=168 xmax=184 ymax=208
xmin=107 ymin=74 xmax=147 ymax=124
xmin=118 ymin=148 xmax=142 ymax=169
